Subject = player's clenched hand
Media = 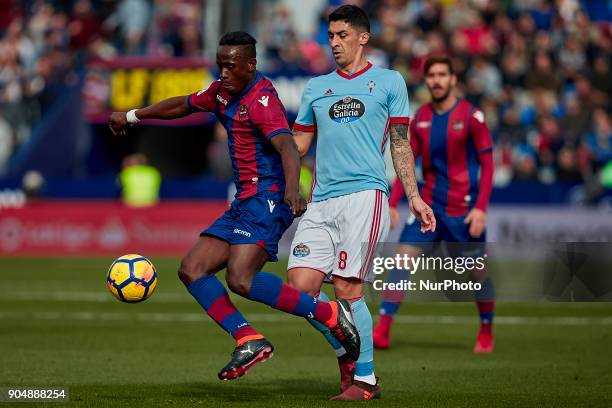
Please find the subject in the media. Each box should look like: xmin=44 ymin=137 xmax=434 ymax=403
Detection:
xmin=108 ymin=112 xmax=129 ymax=136
xmin=285 ymin=189 xmax=307 ymax=217
xmin=409 ymin=195 xmax=436 ymax=233
xmin=465 ymin=208 xmax=486 ymax=238
xmin=389 ymin=207 xmax=401 ymax=230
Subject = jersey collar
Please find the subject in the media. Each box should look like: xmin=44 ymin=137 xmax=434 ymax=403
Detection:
xmin=431 ymin=97 xmax=461 ymax=116
xmin=336 ymin=62 xmax=373 ymax=80
xmin=238 ymin=71 xmax=262 ymax=98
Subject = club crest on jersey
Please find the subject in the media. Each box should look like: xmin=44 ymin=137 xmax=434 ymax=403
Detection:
xmin=239 ymin=104 xmax=248 ymax=117
xmin=452 ymin=120 xmax=464 ymax=131
xmin=293 ymin=243 xmax=310 ymax=258
xmin=329 ymin=96 xmax=366 ymax=124
xmin=367 ymin=80 xmax=375 ymax=93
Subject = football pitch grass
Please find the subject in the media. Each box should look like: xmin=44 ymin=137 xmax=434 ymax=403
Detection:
xmin=1 ymin=257 xmax=611 ymax=407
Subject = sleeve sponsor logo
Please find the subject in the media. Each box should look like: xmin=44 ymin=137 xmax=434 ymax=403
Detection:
xmin=216 ymin=94 xmax=228 ymax=105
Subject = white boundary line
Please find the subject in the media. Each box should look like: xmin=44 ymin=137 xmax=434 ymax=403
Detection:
xmin=0 ymin=311 xmax=610 ymax=326
xmin=0 ymin=291 xmax=186 ymax=302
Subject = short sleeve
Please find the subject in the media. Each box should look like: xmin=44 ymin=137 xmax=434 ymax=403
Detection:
xmin=187 ymin=80 xmax=221 ymax=112
xmin=387 ymin=71 xmax=410 ymax=125
xmin=249 ymin=92 xmax=291 ymax=140
xmin=293 ymin=79 xmax=316 ymax=132
xmin=409 ymin=115 xmax=420 ymax=157
xmin=469 ymin=108 xmax=493 ymax=154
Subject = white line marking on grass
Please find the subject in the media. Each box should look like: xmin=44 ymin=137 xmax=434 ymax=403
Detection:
xmin=1 ymin=291 xmax=187 ymax=302
xmin=396 ymin=315 xmax=612 ymax=326
xmin=0 ymin=311 xmax=610 ymax=326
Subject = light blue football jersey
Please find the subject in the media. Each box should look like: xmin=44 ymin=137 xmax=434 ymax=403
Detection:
xmin=294 ymin=63 xmax=409 ymax=202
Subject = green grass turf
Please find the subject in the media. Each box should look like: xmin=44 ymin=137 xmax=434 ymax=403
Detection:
xmin=0 ymin=257 xmax=611 ymax=407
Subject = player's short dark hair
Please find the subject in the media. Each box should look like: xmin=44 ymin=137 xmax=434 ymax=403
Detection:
xmin=218 ymin=31 xmax=257 ymax=58
xmin=424 ymin=55 xmax=454 ymax=75
xmin=328 ymin=5 xmax=370 ymax=33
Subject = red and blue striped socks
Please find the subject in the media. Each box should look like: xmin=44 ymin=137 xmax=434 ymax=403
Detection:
xmin=476 ymin=300 xmax=495 ymax=334
xmin=475 ymin=277 xmax=496 ymax=334
xmin=188 ymin=275 xmax=263 ymax=346
xmin=248 ymin=272 xmax=336 ymax=327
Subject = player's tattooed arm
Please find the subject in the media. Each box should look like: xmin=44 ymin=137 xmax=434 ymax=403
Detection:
xmin=389 ymin=123 xmax=436 ymax=232
xmin=108 ymin=96 xmax=190 ymax=136
xmin=271 ymin=133 xmax=307 ymax=217
xmin=292 ymin=130 xmax=315 ymax=157
xmin=389 ymin=123 xmax=418 ymax=200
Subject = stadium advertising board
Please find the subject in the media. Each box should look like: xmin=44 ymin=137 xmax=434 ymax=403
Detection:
xmin=83 ymin=57 xmax=215 ymax=125
xmin=384 ymin=205 xmax=612 ymax=244
xmin=0 ymin=201 xmax=227 ymax=255
xmin=83 ymin=57 xmax=310 ymax=124
xmin=2 ymin=203 xmax=611 ymax=256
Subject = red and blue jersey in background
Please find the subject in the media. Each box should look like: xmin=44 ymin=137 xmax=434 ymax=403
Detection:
xmin=390 ymin=98 xmax=494 ymax=217
xmin=188 ymin=72 xmax=290 ymax=199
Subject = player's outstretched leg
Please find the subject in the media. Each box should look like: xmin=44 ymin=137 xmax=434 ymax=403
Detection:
xmin=178 ymin=237 xmax=273 ymax=380
xmin=473 ymin=277 xmax=496 ymax=353
xmin=247 ymin=272 xmax=360 ymax=360
xmin=225 ymin=245 xmax=361 ymax=361
xmin=373 ymin=268 xmax=409 ymax=349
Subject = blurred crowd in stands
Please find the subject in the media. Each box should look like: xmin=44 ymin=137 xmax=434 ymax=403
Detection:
xmin=0 ymin=0 xmax=610 ymax=189
xmin=0 ymin=0 xmax=202 ymax=173
xmin=259 ymin=0 xmax=612 ymax=188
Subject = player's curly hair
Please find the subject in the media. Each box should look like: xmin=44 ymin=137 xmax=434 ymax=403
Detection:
xmin=328 ymin=5 xmax=370 ymax=33
xmin=219 ymin=31 xmax=256 ymax=58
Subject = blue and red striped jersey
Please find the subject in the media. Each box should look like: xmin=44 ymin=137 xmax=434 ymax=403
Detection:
xmin=188 ymin=72 xmax=291 ymax=199
xmin=390 ymin=98 xmax=494 ymax=216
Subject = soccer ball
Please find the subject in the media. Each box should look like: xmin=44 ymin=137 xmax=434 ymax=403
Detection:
xmin=106 ymin=254 xmax=158 ymax=303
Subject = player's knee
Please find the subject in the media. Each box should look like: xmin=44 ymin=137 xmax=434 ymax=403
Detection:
xmin=177 ymin=256 xmax=209 ymax=286
xmin=177 ymin=258 xmax=196 ymax=286
xmin=226 ymin=255 xmax=260 ymax=297
xmin=224 ymin=272 xmax=251 ymax=297
xmin=287 ymin=271 xmax=319 ymax=296
xmin=333 ymin=277 xmax=362 ymax=299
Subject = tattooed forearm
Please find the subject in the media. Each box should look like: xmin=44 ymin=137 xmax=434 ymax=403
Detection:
xmin=389 ymin=123 xmax=419 ymax=200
